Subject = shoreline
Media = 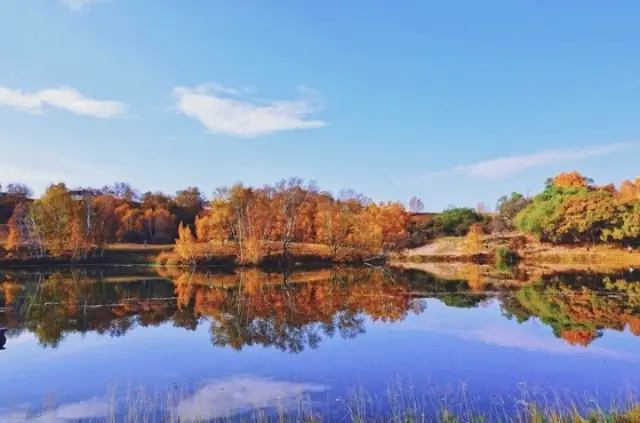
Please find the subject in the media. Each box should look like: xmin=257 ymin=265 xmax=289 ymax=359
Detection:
xmin=0 ymin=245 xmax=386 ymax=269
xmin=395 ymin=234 xmax=640 ymax=268
xmin=2 ymin=242 xmax=639 ymax=270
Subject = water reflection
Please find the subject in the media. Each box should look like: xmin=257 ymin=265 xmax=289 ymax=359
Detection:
xmin=0 ymin=397 xmax=111 ymax=423
xmin=0 ymin=267 xmax=429 ymax=352
xmin=173 ymin=376 xmax=328 ymax=421
xmin=1 ymin=266 xmax=640 ymax=351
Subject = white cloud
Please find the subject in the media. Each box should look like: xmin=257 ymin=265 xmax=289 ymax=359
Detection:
xmin=174 ymin=83 xmax=326 ymax=138
xmin=0 ymin=87 xmax=126 ymax=118
xmin=60 ymin=0 xmax=108 ymax=12
xmin=174 ymin=376 xmax=329 ymax=420
xmin=422 ymin=142 xmax=637 ymax=181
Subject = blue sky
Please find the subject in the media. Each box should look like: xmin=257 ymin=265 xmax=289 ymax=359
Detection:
xmin=0 ymin=0 xmax=639 ymax=211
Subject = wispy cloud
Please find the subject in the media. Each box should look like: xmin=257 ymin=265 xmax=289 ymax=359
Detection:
xmin=0 ymin=86 xmax=126 ymax=118
xmin=60 ymin=0 xmax=109 ymax=12
xmin=422 ymin=142 xmax=637 ymax=181
xmin=173 ymin=83 xmax=326 ymax=138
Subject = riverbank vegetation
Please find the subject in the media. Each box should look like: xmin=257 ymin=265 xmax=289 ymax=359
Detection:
xmin=1 ymin=171 xmax=638 ymax=267
xmin=405 ymin=171 xmax=640 ymax=264
xmin=0 ymin=180 xmax=408 ymax=266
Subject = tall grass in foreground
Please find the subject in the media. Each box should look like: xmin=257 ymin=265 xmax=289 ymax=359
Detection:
xmin=12 ymin=383 xmax=640 ymax=423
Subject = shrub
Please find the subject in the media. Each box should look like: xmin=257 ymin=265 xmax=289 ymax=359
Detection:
xmin=496 ymin=246 xmax=519 ymax=266
xmin=509 ymin=235 xmax=528 ymax=252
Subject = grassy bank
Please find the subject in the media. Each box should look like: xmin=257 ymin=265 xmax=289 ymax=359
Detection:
xmin=0 ymin=244 xmax=173 ymax=267
xmin=0 ymin=242 xmax=385 ymax=268
xmin=399 ymin=234 xmax=640 ymax=268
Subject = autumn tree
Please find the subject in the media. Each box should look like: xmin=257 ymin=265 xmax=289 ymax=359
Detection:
xmin=115 ymin=203 xmax=143 ymax=242
xmin=141 ymin=191 xmax=173 ymax=210
xmin=315 ymin=197 xmax=356 ymax=260
xmin=553 ymin=171 xmax=593 ymax=189
xmin=6 ymin=213 xmax=21 ymax=255
xmin=30 ymin=184 xmax=79 ymax=257
xmin=553 ymin=190 xmax=620 ymax=244
xmin=102 ymin=182 xmax=139 ymax=202
xmin=465 ymin=223 xmax=484 ymax=255
xmin=213 ymin=184 xmax=272 ymax=264
xmin=90 ymin=195 xmax=119 ymax=252
xmin=173 ymin=187 xmax=206 ymax=231
xmin=517 ymin=172 xmax=640 ymax=245
xmin=273 ymin=178 xmax=316 ymax=260
xmin=175 ymin=223 xmax=197 ymax=264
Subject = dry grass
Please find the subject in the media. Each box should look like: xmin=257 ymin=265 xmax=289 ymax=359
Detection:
xmin=155 ymin=241 xmax=334 ymax=267
xmin=523 ymin=244 xmax=640 ymax=267
xmin=105 ymin=243 xmax=174 ymax=252
xmin=403 ymin=233 xmax=640 ymax=268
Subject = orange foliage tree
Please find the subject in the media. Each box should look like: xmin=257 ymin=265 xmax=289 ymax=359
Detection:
xmin=553 ymin=171 xmax=592 ymax=189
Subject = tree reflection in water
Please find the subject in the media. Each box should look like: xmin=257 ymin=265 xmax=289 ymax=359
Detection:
xmin=1 ymin=266 xmax=640 ymax=350
xmin=0 ymin=267 xmax=427 ymax=351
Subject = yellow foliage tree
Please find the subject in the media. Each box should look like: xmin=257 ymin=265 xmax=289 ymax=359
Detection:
xmin=175 ymin=223 xmax=197 ymax=264
xmin=465 ymin=223 xmax=484 ymax=255
xmin=30 ymin=183 xmax=77 ymax=257
xmin=6 ymin=213 xmax=21 ymax=255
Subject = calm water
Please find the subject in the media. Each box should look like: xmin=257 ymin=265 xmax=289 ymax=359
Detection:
xmin=1 ymin=266 xmax=640 ymax=421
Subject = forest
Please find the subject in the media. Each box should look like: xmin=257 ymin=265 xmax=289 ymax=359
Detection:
xmin=0 ymin=170 xmax=638 ymax=265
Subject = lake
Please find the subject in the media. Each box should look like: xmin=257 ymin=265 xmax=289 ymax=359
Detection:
xmin=1 ymin=265 xmax=640 ymax=421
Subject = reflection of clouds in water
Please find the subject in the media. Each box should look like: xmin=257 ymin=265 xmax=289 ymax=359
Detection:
xmin=398 ymin=310 xmax=636 ymax=361
xmin=174 ymin=376 xmax=329 ymax=421
xmin=468 ymin=324 xmax=635 ymax=360
xmin=0 ymin=398 xmax=109 ymax=423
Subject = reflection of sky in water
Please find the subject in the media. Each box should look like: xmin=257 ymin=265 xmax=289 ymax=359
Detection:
xmin=0 ymin=377 xmax=328 ymax=422
xmin=173 ymin=376 xmax=328 ymax=421
xmin=1 ymin=298 xmax=640 ymax=416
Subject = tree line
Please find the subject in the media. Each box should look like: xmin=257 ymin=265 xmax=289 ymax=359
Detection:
xmin=0 ymin=179 xmax=409 ymax=263
xmin=1 ymin=181 xmax=207 ymax=259
xmin=408 ymin=171 xmax=640 ymax=248
xmin=2 ymin=170 xmax=638 ymax=263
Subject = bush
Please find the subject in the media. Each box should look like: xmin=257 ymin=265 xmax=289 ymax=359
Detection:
xmin=409 ymin=208 xmax=484 ymax=245
xmin=496 ymin=246 xmax=519 ymax=266
xmin=509 ymin=235 xmax=528 ymax=252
